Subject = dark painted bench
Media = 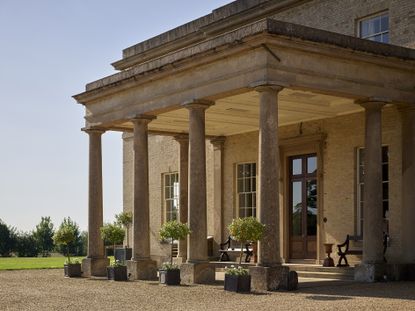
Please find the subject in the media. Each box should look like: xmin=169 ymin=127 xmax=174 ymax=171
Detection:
xmin=219 ymin=236 xmax=253 ymax=263
xmin=337 ymin=233 xmax=389 ymax=267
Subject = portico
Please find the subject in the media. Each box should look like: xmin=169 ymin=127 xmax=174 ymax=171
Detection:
xmin=74 ymin=19 xmax=415 ymax=287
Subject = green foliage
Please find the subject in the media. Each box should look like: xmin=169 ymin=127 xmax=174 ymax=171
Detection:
xmin=33 ymin=216 xmax=54 ymax=257
xmin=159 ymin=220 xmax=190 ymax=242
xmin=115 ymin=212 xmax=133 ymax=227
xmin=115 ymin=212 xmax=132 ymax=248
xmin=228 ymin=217 xmax=265 ymax=265
xmin=224 ymin=265 xmax=249 ymax=276
xmin=110 ymin=259 xmax=125 ymax=267
xmin=228 ymin=217 xmax=265 ymax=243
xmin=53 ymin=217 xmax=81 ymax=263
xmin=159 ymin=220 xmax=190 ymax=265
xmin=100 ymin=223 xmax=125 ymax=246
xmin=0 ymin=219 xmax=16 ymax=257
xmin=160 ymin=262 xmax=179 ymax=271
xmin=79 ymin=231 xmax=88 ymax=257
xmin=15 ymin=231 xmax=39 ymax=257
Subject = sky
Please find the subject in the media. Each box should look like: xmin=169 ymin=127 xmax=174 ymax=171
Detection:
xmin=0 ymin=0 xmax=231 ymax=232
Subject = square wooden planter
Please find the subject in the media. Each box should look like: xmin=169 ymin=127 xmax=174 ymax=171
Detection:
xmin=64 ymin=263 xmax=82 ymax=278
xmin=107 ymin=266 xmax=128 ymax=281
xmin=224 ymin=274 xmax=251 ymax=293
xmin=159 ymin=269 xmax=181 ymax=285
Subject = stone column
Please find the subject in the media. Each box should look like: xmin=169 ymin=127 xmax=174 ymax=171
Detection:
xmin=249 ymin=85 xmax=294 ymax=291
xmin=174 ymin=134 xmax=189 ymax=263
xmin=180 ymin=99 xmax=215 ymax=284
xmin=82 ymin=128 xmax=109 ymax=277
xmin=355 ymin=99 xmax=386 ymax=282
xmin=211 ymin=136 xmax=226 ymax=256
xmin=400 ymin=105 xmax=415 ymax=272
xmin=127 ymin=115 xmax=157 ymax=280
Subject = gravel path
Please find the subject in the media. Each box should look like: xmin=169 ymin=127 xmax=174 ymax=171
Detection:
xmin=1 ymin=269 xmax=415 ymax=311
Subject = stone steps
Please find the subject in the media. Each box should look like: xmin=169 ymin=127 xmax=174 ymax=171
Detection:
xmin=286 ymin=264 xmax=355 ymax=281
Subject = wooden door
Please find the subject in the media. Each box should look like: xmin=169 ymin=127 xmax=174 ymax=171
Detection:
xmin=289 ymin=154 xmax=318 ymax=259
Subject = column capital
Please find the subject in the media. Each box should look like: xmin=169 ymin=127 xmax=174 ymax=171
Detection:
xmin=82 ymin=127 xmax=106 ymax=135
xmin=131 ymin=114 xmax=156 ymax=125
xmin=174 ymin=134 xmax=189 ymax=144
xmin=210 ymin=136 xmax=226 ymax=150
xmin=182 ymin=99 xmax=214 ymax=110
xmin=356 ymin=97 xmax=390 ymax=110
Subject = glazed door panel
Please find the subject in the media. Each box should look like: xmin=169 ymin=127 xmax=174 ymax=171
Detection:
xmin=289 ymin=154 xmax=317 ymax=260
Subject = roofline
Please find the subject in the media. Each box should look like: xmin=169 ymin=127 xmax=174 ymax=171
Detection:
xmin=112 ymin=0 xmax=308 ymax=70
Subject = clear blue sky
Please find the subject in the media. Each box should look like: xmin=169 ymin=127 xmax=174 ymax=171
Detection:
xmin=0 ymin=0 xmax=231 ymax=232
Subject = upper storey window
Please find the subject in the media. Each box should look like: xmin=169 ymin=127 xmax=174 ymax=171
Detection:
xmin=358 ymin=12 xmax=389 ymax=43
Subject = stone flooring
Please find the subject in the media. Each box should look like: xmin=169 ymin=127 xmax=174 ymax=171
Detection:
xmin=1 ymin=269 xmax=415 ymax=310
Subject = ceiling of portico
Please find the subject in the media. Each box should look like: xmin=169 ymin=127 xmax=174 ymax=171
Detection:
xmin=117 ymin=89 xmax=363 ymax=136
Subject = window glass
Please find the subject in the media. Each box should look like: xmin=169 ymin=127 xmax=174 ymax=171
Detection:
xmin=164 ymin=172 xmax=179 ymax=221
xmin=292 ymin=159 xmax=302 ymax=175
xmin=359 ymin=13 xmax=389 ymax=43
xmin=237 ymin=163 xmax=257 ymax=218
xmin=292 ymin=181 xmax=302 ymax=236
xmin=307 ymin=156 xmax=317 ymax=174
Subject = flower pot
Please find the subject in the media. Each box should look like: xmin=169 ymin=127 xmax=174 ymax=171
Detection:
xmin=159 ymin=269 xmax=181 ymax=285
xmin=224 ymin=274 xmax=251 ymax=293
xmin=107 ymin=266 xmax=128 ymax=281
xmin=64 ymin=263 xmax=82 ymax=278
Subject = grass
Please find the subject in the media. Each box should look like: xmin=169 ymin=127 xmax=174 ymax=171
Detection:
xmin=0 ymin=257 xmax=84 ymax=270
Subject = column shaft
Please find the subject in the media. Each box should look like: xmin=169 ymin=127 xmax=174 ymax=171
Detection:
xmin=175 ymin=135 xmax=189 ymax=261
xmin=185 ymin=101 xmax=213 ymax=262
xmin=131 ymin=117 xmax=154 ymax=260
xmin=401 ymin=106 xmax=415 ymax=263
xmin=361 ymin=102 xmax=384 ymax=264
xmin=257 ymin=86 xmax=283 ymax=266
xmin=87 ymin=129 xmax=105 ymax=259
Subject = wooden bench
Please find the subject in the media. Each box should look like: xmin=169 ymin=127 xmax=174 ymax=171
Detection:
xmin=337 ymin=233 xmax=389 ymax=267
xmin=219 ymin=236 xmax=253 ymax=263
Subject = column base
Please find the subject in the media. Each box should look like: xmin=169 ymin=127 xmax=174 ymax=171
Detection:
xmin=173 ymin=256 xmax=186 ymax=265
xmin=127 ymin=259 xmax=157 ymax=280
xmin=354 ymin=263 xmax=386 ymax=282
xmin=82 ymin=257 xmax=109 ymax=277
xmin=249 ymin=265 xmax=298 ymax=291
xmin=180 ymin=262 xmax=215 ymax=284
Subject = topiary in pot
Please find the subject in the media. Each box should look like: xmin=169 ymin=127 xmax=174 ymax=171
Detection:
xmin=159 ymin=220 xmax=191 ymax=285
xmin=100 ymin=223 xmax=127 ymax=281
xmin=225 ymin=217 xmax=265 ymax=292
xmin=115 ymin=212 xmax=133 ymax=263
xmin=53 ymin=223 xmax=81 ymax=278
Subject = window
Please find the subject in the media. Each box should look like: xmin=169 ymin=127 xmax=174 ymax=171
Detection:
xmin=358 ymin=12 xmax=389 ymax=43
xmin=356 ymin=146 xmax=389 ymax=237
xmin=237 ymin=163 xmax=257 ymax=218
xmin=163 ymin=173 xmax=179 ymax=221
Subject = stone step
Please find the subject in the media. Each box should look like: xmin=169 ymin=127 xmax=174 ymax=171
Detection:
xmin=296 ymin=270 xmax=354 ymax=280
xmin=286 ymin=264 xmax=354 ymax=274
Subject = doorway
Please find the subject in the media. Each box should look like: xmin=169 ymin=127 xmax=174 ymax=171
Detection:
xmin=289 ymin=154 xmax=318 ymax=259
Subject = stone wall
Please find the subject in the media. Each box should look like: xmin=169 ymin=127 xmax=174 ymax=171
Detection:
xmin=272 ymin=0 xmax=415 ymax=48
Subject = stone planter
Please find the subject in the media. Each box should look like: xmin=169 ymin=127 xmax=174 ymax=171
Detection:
xmin=107 ymin=266 xmax=128 ymax=281
xmin=159 ymin=269 xmax=181 ymax=285
xmin=64 ymin=263 xmax=82 ymax=278
xmin=224 ymin=274 xmax=251 ymax=293
xmin=114 ymin=247 xmax=132 ymax=264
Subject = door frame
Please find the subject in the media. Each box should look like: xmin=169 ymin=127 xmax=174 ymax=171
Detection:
xmin=279 ymin=133 xmax=326 ymax=264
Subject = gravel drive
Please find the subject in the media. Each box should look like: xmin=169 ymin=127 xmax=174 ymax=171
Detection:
xmin=1 ymin=269 xmax=415 ymax=310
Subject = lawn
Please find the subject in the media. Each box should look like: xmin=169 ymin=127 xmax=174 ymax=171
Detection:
xmin=0 ymin=257 xmax=85 ymax=270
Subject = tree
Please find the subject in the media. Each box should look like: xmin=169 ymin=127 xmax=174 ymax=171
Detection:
xmin=33 ymin=216 xmax=54 ymax=257
xmin=79 ymin=231 xmax=88 ymax=256
xmin=53 ymin=220 xmax=78 ymax=263
xmin=0 ymin=219 xmax=16 ymax=257
xmin=115 ymin=212 xmax=132 ymax=248
xmin=228 ymin=217 xmax=265 ymax=265
xmin=15 ymin=231 xmax=39 ymax=257
xmin=54 ymin=217 xmax=82 ymax=257
xmin=159 ymin=220 xmax=190 ymax=265
xmin=100 ymin=223 xmax=125 ymax=256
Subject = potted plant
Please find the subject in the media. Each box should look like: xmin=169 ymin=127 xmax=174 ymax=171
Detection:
xmin=53 ymin=222 xmax=81 ymax=278
xmin=100 ymin=222 xmax=127 ymax=281
xmin=225 ymin=217 xmax=265 ymax=293
xmin=159 ymin=220 xmax=191 ymax=285
xmin=115 ymin=212 xmax=133 ymax=263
